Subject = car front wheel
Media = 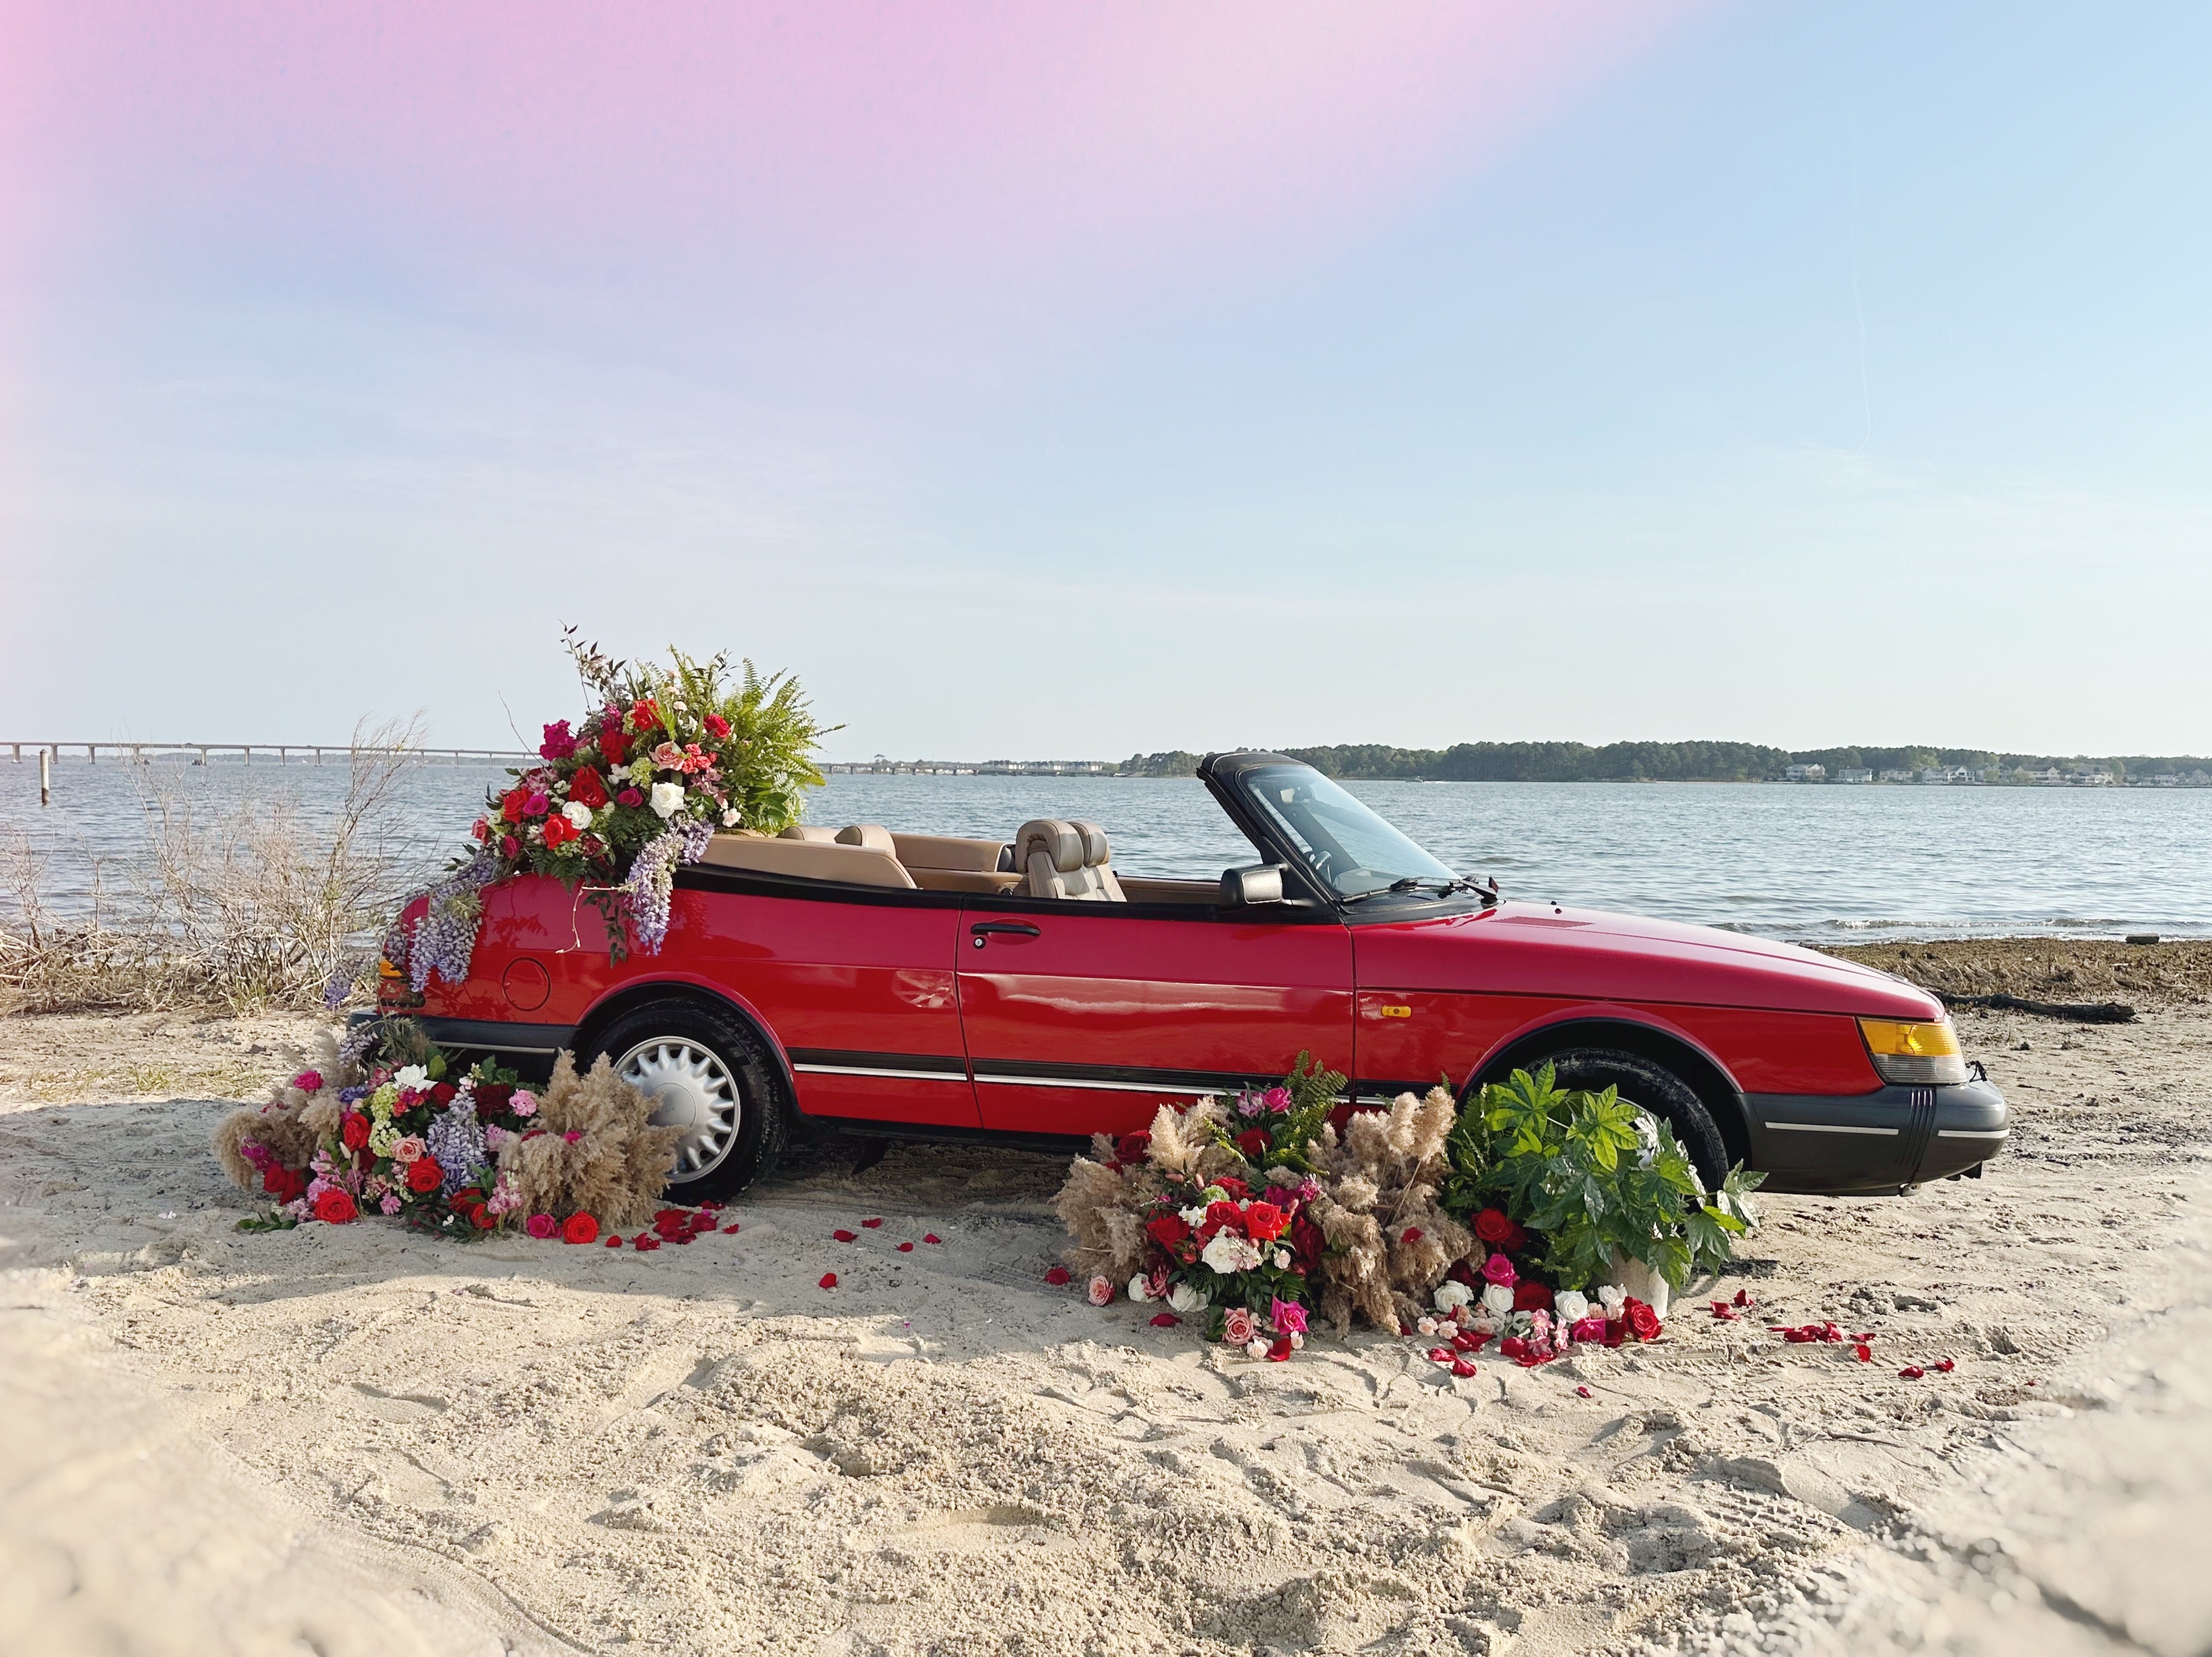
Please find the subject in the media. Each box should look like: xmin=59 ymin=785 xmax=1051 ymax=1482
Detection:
xmin=1529 ymin=1047 xmax=1731 ymax=1193
xmin=585 ymin=1000 xmax=789 ymax=1203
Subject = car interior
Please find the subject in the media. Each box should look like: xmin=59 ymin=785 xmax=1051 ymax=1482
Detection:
xmin=696 ymin=818 xmax=1229 ymax=904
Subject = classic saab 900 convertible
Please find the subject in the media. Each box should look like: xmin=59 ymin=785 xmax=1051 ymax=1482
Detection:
xmin=383 ymin=752 xmax=2007 ymax=1202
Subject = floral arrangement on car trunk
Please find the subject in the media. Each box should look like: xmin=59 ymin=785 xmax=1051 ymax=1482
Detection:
xmin=1054 ymin=1059 xmax=1762 ymax=1366
xmin=213 ymin=1017 xmax=683 ymax=1238
xmin=370 ymin=631 xmax=838 ymax=996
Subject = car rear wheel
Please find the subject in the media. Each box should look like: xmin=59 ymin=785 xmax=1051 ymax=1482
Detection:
xmin=1531 ymin=1048 xmax=1730 ymax=1193
xmin=585 ymin=1000 xmax=789 ymax=1203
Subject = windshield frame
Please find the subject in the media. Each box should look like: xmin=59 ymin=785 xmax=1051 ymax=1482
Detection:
xmin=1197 ymin=752 xmax=1489 ymax=915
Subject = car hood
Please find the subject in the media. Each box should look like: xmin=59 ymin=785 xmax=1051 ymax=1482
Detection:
xmin=1353 ymin=901 xmax=1943 ymax=1019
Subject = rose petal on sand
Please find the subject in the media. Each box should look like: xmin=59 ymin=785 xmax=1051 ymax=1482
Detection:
xmin=1855 ymin=1343 xmax=1873 ymax=1363
xmin=861 ymin=1218 xmax=884 ymax=1229
xmin=1576 ymin=1385 xmax=1593 ymax=1398
xmin=819 ymin=1272 xmax=838 ymax=1289
xmin=1428 ymin=1347 xmax=1454 ymax=1364
xmin=722 ymin=1223 xmax=741 ymax=1234
xmin=1733 ymin=1289 xmax=1754 ymax=1307
xmin=896 ymin=1241 xmax=914 ymax=1252
xmin=1899 ymin=1366 xmax=1925 ymax=1379
xmin=1933 ymin=1357 xmax=1956 ymax=1372
xmin=1148 ymin=1313 xmax=1179 ymax=1327
xmin=923 ymin=1234 xmax=941 ymax=1245
xmin=832 ymin=1229 xmax=858 ymax=1243
xmin=1450 ymin=1358 xmax=1479 ymax=1378
xmin=604 ymin=1234 xmax=621 ymax=1248
xmin=1043 ymin=1266 xmax=1071 ymax=1286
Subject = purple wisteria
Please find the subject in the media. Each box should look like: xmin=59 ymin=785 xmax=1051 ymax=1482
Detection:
xmin=405 ymin=846 xmax=502 ymax=992
xmin=424 ymin=1100 xmax=489 ymax=1196
xmin=619 ymin=821 xmax=712 ymax=955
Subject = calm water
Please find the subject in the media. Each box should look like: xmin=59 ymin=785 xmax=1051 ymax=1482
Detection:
xmin=4 ymin=755 xmax=2209 ymax=941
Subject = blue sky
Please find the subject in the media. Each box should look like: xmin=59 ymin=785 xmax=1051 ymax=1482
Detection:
xmin=3 ymin=2 xmax=2206 ymax=760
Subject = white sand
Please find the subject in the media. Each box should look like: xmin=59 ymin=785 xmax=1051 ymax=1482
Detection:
xmin=1 ymin=1006 xmax=2206 ymax=1656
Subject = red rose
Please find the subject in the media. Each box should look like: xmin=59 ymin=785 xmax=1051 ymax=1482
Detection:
xmin=628 ymin=697 xmax=660 ymax=734
xmin=1243 ymin=1201 xmax=1287 ymax=1242
xmin=1624 ymin=1298 xmax=1662 ymax=1342
xmin=473 ymin=1082 xmax=513 ymax=1119
xmin=1204 ymin=1199 xmax=1245 ymax=1235
xmin=1288 ymin=1215 xmax=1325 ymax=1272
xmin=542 ymin=814 xmax=577 ymax=849
xmin=501 ymin=788 xmax=527 ymax=824
xmin=1473 ymin=1208 xmax=1514 ymax=1244
xmin=1211 ymin=1176 xmax=1250 ymax=1200
xmin=1146 ymin=1212 xmax=1192 ymax=1249
xmin=1512 ymin=1281 xmax=1553 ymax=1313
xmin=1234 ymin=1128 xmax=1271 ymax=1161
xmin=429 ymin=1082 xmax=457 ymax=1108
xmin=567 ymin=766 xmax=609 ymax=808
xmin=314 ymin=1188 xmax=357 ymax=1225
xmin=262 ymin=1165 xmax=305 ymax=1203
xmin=600 ymin=729 xmax=629 ymax=765
xmin=500 ymin=834 xmax=520 ymax=859
xmin=562 ymin=1212 xmax=600 ymax=1245
xmin=1115 ymin=1130 xmax=1151 ymax=1164
xmin=702 ymin=713 xmax=731 ymax=739
xmin=340 ymin=1112 xmax=370 ymax=1151
xmin=616 ymin=787 xmax=643 ymax=808
xmin=406 ymin=1158 xmax=443 ymax=1193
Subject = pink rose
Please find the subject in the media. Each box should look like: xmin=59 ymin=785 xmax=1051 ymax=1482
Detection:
xmin=1270 ymin=1297 xmax=1307 ymax=1336
xmin=293 ymin=1069 xmax=323 ymax=1092
xmin=389 ymin=1136 xmax=425 ymax=1164
xmin=526 ymin=1213 xmax=557 ymax=1240
xmin=1086 ymin=1274 xmax=1114 ymax=1307
xmin=1480 ymin=1252 xmax=1519 ymax=1287
xmin=1262 ymin=1086 xmax=1291 ymax=1114
xmin=1222 ymin=1307 xmax=1257 ymax=1347
xmin=510 ymin=1090 xmax=537 ymax=1118
xmin=1569 ymin=1316 xmax=1611 ymax=1344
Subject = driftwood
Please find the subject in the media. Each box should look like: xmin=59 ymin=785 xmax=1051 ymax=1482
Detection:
xmin=1939 ymin=992 xmax=2135 ymax=1024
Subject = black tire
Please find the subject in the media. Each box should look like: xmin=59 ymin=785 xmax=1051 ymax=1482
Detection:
xmin=583 ymin=999 xmax=790 ymax=1204
xmin=1528 ymin=1048 xmax=1730 ymax=1194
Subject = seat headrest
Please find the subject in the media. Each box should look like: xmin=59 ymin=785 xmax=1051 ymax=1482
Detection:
xmin=1068 ymin=820 xmax=1110 ymax=867
xmin=1015 ymin=819 xmax=1086 ymax=873
xmin=835 ymin=823 xmax=897 ymax=855
xmin=779 ymin=825 xmax=838 ymax=843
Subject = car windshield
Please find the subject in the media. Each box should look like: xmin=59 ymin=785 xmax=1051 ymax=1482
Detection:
xmin=1234 ymin=764 xmax=1460 ymax=899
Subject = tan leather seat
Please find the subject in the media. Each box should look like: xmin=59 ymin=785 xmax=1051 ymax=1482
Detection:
xmin=779 ymin=825 xmax=838 ymax=843
xmin=835 ymin=824 xmax=897 ymax=854
xmin=700 ymin=833 xmax=915 ymax=888
xmin=1015 ymin=819 xmax=1125 ymax=901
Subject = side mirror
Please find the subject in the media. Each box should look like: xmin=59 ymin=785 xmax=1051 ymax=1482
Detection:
xmin=1221 ymin=863 xmax=1285 ymax=907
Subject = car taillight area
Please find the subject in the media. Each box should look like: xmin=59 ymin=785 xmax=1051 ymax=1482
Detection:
xmin=1857 ymin=1016 xmax=1970 ymax=1086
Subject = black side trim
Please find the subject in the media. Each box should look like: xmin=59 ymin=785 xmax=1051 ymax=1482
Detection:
xmin=1349 ymin=1078 xmax=1444 ymax=1104
xmin=970 ymin=1057 xmax=1282 ymax=1093
xmin=673 ymin=865 xmax=966 ymax=908
xmin=786 ymin=1047 xmax=968 ymax=1078
xmin=958 ymin=888 xmax=1344 ymax=926
xmin=793 ymin=1116 xmax=1091 ymax=1156
xmin=409 ymin=1016 xmax=577 ymax=1055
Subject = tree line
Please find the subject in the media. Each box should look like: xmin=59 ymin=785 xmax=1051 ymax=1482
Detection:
xmin=1112 ymin=743 xmax=2212 ymax=782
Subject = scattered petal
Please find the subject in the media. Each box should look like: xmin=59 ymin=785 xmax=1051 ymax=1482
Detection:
xmin=1855 ymin=1344 xmax=1872 ymax=1363
xmin=1043 ymin=1266 xmax=1071 ymax=1286
xmin=1428 ymin=1347 xmax=1454 ymax=1364
xmin=1148 ymin=1313 xmax=1179 ymax=1327
xmin=832 ymin=1228 xmax=858 ymax=1243
xmin=1933 ymin=1357 xmax=1956 ymax=1373
xmin=819 ymin=1272 xmax=838 ymax=1289
xmin=923 ymin=1233 xmax=941 ymax=1245
xmin=896 ymin=1241 xmax=914 ymax=1252
xmin=1451 ymin=1358 xmax=1479 ymax=1378
xmin=604 ymin=1234 xmax=622 ymax=1248
xmin=722 ymin=1223 xmax=742 ymax=1234
xmin=1400 ymin=1226 xmax=1424 ymax=1244
xmin=1898 ymin=1366 xmax=1925 ymax=1380
xmin=1576 ymin=1385 xmax=1593 ymax=1398
xmin=861 ymin=1218 xmax=884 ymax=1229
xmin=1733 ymin=1289 xmax=1754 ymax=1308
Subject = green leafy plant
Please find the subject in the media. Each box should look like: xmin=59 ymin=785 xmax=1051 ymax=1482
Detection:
xmin=1441 ymin=1064 xmax=1762 ymax=1292
xmin=1202 ymin=1050 xmax=1345 ymax=1175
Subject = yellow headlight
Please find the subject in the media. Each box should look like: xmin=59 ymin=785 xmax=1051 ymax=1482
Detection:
xmin=1858 ymin=1017 xmax=1968 ymax=1085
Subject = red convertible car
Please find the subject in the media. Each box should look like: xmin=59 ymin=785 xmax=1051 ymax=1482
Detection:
xmin=384 ymin=752 xmax=2007 ymax=1202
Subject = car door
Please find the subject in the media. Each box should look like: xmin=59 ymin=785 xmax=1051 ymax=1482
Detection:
xmin=954 ymin=891 xmax=1356 ymax=1136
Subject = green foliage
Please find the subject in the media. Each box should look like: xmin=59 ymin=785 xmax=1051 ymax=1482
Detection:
xmin=1441 ymin=1064 xmax=1763 ymax=1292
xmin=1204 ymin=1051 xmax=1345 ymax=1175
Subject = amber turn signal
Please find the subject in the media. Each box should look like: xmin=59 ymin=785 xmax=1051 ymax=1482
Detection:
xmin=376 ymin=957 xmax=405 ymax=979
xmin=1857 ymin=1018 xmax=1968 ymax=1085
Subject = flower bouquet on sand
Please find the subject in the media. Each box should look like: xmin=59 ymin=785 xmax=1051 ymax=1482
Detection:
xmin=214 ymin=1018 xmax=683 ymax=1238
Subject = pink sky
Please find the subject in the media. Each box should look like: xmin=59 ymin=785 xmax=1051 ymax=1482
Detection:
xmin=7 ymin=2 xmax=1710 ymax=288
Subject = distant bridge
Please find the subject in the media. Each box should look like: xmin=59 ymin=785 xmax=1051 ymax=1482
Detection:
xmin=6 ymin=742 xmax=531 ymax=766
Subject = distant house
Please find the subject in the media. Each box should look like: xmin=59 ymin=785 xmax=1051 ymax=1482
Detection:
xmin=1878 ymin=769 xmax=1916 ymax=783
xmin=2065 ymin=769 xmax=2113 ymax=786
xmin=1784 ymin=763 xmax=1826 ymax=782
xmin=2192 ymin=771 xmax=2212 ymax=786
xmin=1836 ymin=768 xmax=1874 ymax=784
xmin=2025 ymin=767 xmax=2064 ymax=784
xmin=1921 ymin=765 xmax=1976 ymax=784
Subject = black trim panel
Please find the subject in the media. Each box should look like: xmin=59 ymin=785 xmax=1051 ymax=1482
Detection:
xmin=1350 ymin=1078 xmax=1447 ymax=1105
xmin=786 ymin=1047 xmax=968 ymax=1079
xmin=403 ymin=1016 xmax=577 ymax=1055
xmin=1745 ymin=1077 xmax=2006 ymax=1194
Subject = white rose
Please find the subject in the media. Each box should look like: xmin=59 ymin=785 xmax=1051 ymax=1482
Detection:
xmin=720 ymin=808 xmax=741 ymax=827
xmin=1433 ymin=1281 xmax=1474 ymax=1315
xmin=1482 ymin=1282 xmax=1515 ymax=1315
xmin=1128 ymin=1274 xmax=1153 ymax=1303
xmin=1272 ymin=1249 xmax=1291 ymax=1270
xmin=1244 ymin=1339 xmax=1269 ymax=1360
xmin=1200 ymin=1232 xmax=1263 ymax=1275
xmin=393 ymin=1066 xmax=429 ymax=1091
xmin=562 ymin=801 xmax=593 ymax=830
xmin=1597 ymin=1284 xmax=1627 ymax=1313
xmin=1555 ymin=1290 xmax=1591 ymax=1324
xmin=1417 ymin=1316 xmax=1438 ymax=1335
xmin=1288 ymin=1332 xmax=1304 ymax=1350
xmin=649 ymin=782 xmax=684 ymax=819
xmin=1167 ymin=1282 xmax=1210 ymax=1315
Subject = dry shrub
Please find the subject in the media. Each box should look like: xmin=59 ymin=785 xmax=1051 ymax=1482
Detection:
xmin=497 ymin=1051 xmax=685 ymax=1230
xmin=1 ymin=721 xmax=423 ymax=1015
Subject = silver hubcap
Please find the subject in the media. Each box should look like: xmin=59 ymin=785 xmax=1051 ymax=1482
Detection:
xmin=616 ymin=1037 xmax=741 ymax=1180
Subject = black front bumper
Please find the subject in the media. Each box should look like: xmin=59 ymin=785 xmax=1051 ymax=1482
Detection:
xmin=1744 ymin=1077 xmax=2007 ymax=1196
